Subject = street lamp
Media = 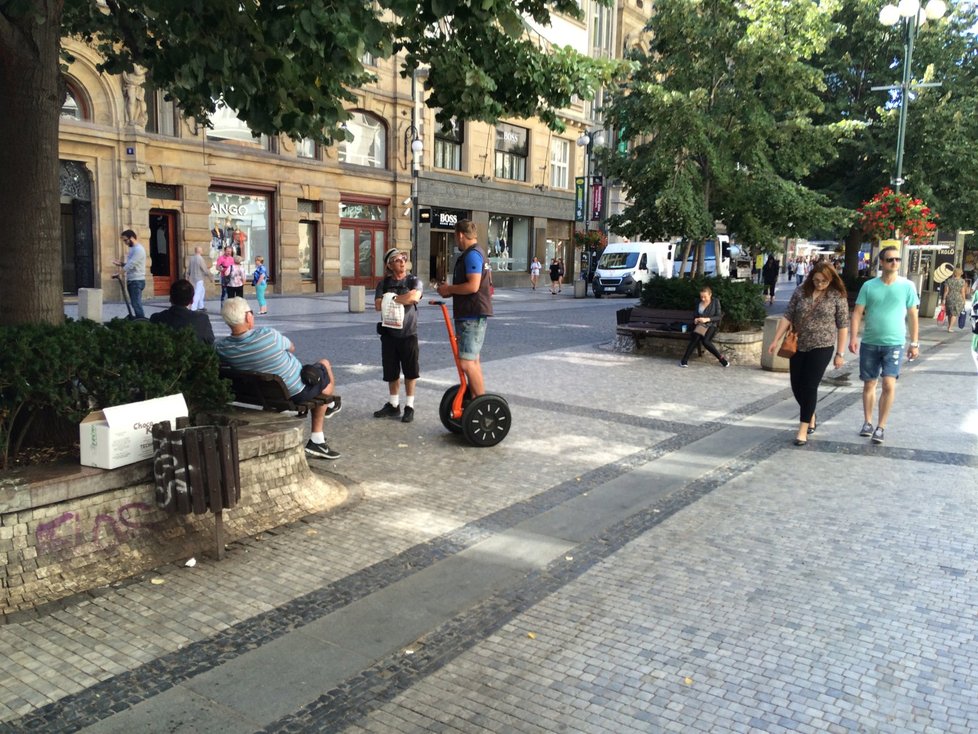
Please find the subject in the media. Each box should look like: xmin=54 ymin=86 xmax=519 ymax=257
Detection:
xmin=407 ymin=132 xmax=423 ymax=266
xmin=875 ymin=0 xmax=947 ymax=194
xmin=576 ymin=129 xmax=606 ymax=294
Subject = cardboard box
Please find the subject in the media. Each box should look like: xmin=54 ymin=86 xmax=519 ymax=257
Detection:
xmin=80 ymin=394 xmax=188 ymax=469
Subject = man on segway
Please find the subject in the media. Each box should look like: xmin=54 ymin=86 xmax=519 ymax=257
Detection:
xmin=437 ymin=219 xmax=492 ymax=396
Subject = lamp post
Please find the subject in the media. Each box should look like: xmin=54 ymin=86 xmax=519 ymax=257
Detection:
xmin=576 ymin=129 xmax=606 ymax=294
xmin=875 ymin=0 xmax=947 ymax=194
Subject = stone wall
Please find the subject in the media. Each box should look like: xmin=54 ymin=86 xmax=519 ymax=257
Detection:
xmin=0 ymin=410 xmax=346 ymax=620
xmin=614 ymin=329 xmax=764 ymax=365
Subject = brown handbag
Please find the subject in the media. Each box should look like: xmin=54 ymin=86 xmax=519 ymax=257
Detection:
xmin=777 ymin=328 xmax=798 ymax=359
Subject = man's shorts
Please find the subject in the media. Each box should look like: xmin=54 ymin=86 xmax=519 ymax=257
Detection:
xmin=859 ymin=343 xmax=904 ymax=381
xmin=381 ymin=333 xmax=420 ymax=382
xmin=291 ymin=362 xmax=331 ymax=403
xmin=455 ymin=317 xmax=488 ymax=361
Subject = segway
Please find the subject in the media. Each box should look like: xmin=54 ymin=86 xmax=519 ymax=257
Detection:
xmin=431 ymin=300 xmax=512 ymax=447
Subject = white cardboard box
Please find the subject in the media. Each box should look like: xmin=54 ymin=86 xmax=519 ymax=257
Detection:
xmin=80 ymin=394 xmax=188 ymax=469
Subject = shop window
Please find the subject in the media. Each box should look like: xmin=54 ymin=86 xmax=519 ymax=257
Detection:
xmin=60 ymin=80 xmax=90 ymax=121
xmin=494 ymin=123 xmax=528 ymax=182
xmin=209 ymin=190 xmax=272 ymax=282
xmin=488 ymin=214 xmax=529 ymax=272
xmin=434 ymin=119 xmax=463 ymax=171
xmin=550 ymin=138 xmax=570 ymax=189
xmin=338 ymin=111 xmax=387 ymax=169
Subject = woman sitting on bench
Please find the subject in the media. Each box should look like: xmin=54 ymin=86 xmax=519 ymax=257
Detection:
xmin=679 ymin=286 xmax=729 ymax=368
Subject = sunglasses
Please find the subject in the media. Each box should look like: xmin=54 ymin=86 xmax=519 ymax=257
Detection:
xmin=883 ymin=257 xmax=902 ymax=263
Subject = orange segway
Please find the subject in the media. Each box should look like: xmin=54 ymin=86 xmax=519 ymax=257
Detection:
xmin=431 ymin=300 xmax=512 ymax=447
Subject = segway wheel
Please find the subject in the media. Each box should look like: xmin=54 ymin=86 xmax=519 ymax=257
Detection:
xmin=439 ymin=384 xmax=466 ymax=434
xmin=462 ymin=394 xmax=511 ymax=447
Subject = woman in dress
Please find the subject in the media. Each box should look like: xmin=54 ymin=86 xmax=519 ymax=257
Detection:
xmin=768 ymin=261 xmax=849 ymax=446
xmin=941 ymin=267 xmax=967 ymax=333
xmin=679 ymin=285 xmax=729 ymax=368
xmin=529 ymin=257 xmax=542 ymax=290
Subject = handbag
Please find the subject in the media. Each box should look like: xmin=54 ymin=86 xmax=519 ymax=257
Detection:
xmin=937 ymin=305 xmax=946 ymax=324
xmin=777 ymin=328 xmax=798 ymax=359
xmin=693 ymin=323 xmax=709 ymax=337
xmin=959 ymin=310 xmax=967 ymax=330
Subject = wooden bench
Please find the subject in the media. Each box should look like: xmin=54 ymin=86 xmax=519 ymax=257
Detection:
xmin=616 ymin=307 xmax=703 ymax=354
xmin=219 ymin=366 xmax=331 ymax=417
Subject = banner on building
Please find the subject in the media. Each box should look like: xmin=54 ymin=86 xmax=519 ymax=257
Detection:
xmin=590 ymin=176 xmax=604 ymax=221
xmin=574 ymin=177 xmax=585 ymax=222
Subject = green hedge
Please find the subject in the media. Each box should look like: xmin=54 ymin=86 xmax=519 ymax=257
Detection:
xmin=640 ymin=276 xmax=767 ymax=332
xmin=0 ymin=319 xmax=231 ymax=469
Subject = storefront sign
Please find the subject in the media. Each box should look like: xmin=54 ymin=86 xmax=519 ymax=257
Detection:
xmin=495 ymin=124 xmax=528 ymax=155
xmin=430 ymin=207 xmax=469 ymax=229
xmin=210 ymin=202 xmax=250 ymax=217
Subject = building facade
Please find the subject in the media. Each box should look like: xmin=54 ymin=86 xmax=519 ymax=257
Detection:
xmin=57 ymin=2 xmax=649 ymax=300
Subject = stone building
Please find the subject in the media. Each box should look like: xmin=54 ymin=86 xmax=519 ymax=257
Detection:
xmin=57 ymin=1 xmax=651 ymax=300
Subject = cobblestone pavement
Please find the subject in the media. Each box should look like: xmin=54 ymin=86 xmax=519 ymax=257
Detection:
xmin=3 ymin=296 xmax=977 ymax=733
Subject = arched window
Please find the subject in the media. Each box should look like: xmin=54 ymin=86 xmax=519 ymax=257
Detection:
xmin=60 ymin=80 xmax=90 ymax=121
xmin=338 ymin=111 xmax=387 ymax=169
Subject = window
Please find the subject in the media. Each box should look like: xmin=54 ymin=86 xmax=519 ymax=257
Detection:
xmin=434 ymin=119 xmax=463 ymax=171
xmin=296 ymin=138 xmax=318 ymax=159
xmin=145 ymin=87 xmax=178 ymax=136
xmin=60 ymin=81 xmax=89 ymax=121
xmin=488 ymin=214 xmax=530 ymax=272
xmin=298 ymin=221 xmax=317 ymax=282
xmin=361 ymin=51 xmax=377 ymax=66
xmin=207 ymin=102 xmax=271 ymax=149
xmin=338 ymin=111 xmax=387 ymax=169
xmin=494 ymin=123 xmax=528 ymax=182
xmin=550 ymin=139 xmax=570 ymax=189
xmin=209 ymin=190 xmax=272 ymax=282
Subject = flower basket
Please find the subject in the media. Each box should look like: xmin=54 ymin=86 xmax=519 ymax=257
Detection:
xmin=856 ymin=188 xmax=938 ymax=243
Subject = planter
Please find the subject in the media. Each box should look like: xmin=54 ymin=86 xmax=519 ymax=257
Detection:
xmin=614 ymin=327 xmax=763 ymax=365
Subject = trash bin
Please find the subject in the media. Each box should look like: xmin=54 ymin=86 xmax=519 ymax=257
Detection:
xmin=919 ymin=289 xmax=939 ymax=319
xmin=760 ymin=314 xmax=790 ymax=372
xmin=574 ymin=279 xmax=586 ymax=298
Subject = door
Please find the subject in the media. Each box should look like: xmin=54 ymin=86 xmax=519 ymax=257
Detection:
xmin=148 ymin=210 xmax=179 ymax=296
xmin=339 ymin=224 xmax=386 ymax=288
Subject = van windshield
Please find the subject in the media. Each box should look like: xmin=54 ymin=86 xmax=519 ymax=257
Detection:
xmin=598 ymin=252 xmax=638 ymax=270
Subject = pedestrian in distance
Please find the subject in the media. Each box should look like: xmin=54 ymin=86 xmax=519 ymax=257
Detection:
xmin=796 ymin=257 xmax=809 ymax=286
xmin=762 ymin=255 xmax=780 ymax=306
xmin=679 ymin=285 xmax=729 ymax=368
xmin=113 ymin=229 xmax=147 ymax=318
xmin=216 ymin=245 xmax=234 ymax=303
xmin=557 ymin=258 xmax=565 ymax=292
xmin=216 ymin=297 xmax=341 ymax=459
xmin=226 ymin=256 xmax=245 ymax=299
xmin=941 ymin=267 xmax=967 ymax=334
xmin=549 ymin=258 xmax=561 ymax=295
xmin=149 ymin=279 xmax=215 ymax=345
xmin=186 ymin=246 xmax=209 ymax=312
xmin=529 ymin=257 xmax=542 ymax=290
xmin=437 ymin=219 xmax=493 ymax=397
xmin=848 ymin=245 xmax=920 ymax=444
xmin=373 ymin=248 xmax=422 ymax=423
xmin=768 ymin=262 xmax=849 ymax=446
xmin=252 ymin=256 xmax=268 ymax=315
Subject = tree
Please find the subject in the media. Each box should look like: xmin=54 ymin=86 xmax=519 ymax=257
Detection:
xmin=0 ymin=0 xmax=618 ymax=325
xmin=805 ymin=0 xmax=978 ymax=273
xmin=601 ymin=0 xmax=853 ymax=276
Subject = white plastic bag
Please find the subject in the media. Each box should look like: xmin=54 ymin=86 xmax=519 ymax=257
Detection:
xmin=381 ymin=292 xmax=404 ymax=329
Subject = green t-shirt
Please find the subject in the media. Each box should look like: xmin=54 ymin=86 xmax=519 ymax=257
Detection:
xmin=855 ymin=276 xmax=919 ymax=346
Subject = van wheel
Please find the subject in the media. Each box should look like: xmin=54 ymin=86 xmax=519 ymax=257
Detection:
xmin=593 ymin=290 xmax=602 ymax=298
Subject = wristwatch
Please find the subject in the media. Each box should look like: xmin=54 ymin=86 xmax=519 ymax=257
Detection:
xmin=909 ymin=342 xmax=919 ymax=348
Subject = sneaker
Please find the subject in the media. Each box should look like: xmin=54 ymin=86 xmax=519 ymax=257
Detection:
xmin=305 ymin=440 xmax=340 ymax=460
xmin=679 ymin=361 xmax=688 ymax=368
xmin=859 ymin=422 xmax=874 ymax=437
xmin=324 ymin=396 xmax=342 ymax=419
xmin=871 ymin=426 xmax=885 ymax=444
xmin=401 ymin=406 xmax=414 ymax=423
xmin=373 ymin=402 xmax=401 ymax=418
xmin=719 ymin=357 xmax=730 ymax=368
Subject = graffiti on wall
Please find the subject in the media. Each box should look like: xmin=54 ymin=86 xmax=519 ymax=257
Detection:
xmin=35 ymin=502 xmax=165 ymax=556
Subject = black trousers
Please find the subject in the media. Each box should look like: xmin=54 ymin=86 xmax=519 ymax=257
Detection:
xmin=681 ymin=327 xmax=723 ymax=363
xmin=789 ymin=346 xmax=834 ymax=423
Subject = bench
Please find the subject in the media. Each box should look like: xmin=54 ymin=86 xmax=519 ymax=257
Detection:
xmin=615 ymin=307 xmax=703 ymax=355
xmin=219 ymin=367 xmax=331 ymax=417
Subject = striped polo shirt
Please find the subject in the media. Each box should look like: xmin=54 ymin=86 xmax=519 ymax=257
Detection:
xmin=215 ymin=327 xmax=303 ymax=396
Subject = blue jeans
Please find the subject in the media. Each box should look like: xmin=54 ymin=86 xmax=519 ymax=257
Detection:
xmin=127 ymin=279 xmax=145 ymax=319
xmin=455 ymin=317 xmax=488 ymax=361
xmin=859 ymin=343 xmax=904 ymax=381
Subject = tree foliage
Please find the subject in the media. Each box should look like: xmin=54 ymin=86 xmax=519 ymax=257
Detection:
xmin=602 ymin=0 xmax=855 ymax=264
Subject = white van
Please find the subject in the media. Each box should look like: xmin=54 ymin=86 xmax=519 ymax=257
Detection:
xmin=672 ymin=236 xmax=731 ymax=278
xmin=592 ymin=241 xmax=675 ymax=298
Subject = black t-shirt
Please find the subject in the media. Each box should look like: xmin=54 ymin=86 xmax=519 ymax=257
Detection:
xmin=375 ymin=274 xmax=422 ymax=337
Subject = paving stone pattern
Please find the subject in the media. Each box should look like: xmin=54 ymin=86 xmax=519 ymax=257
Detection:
xmin=2 ymin=299 xmax=976 ymax=733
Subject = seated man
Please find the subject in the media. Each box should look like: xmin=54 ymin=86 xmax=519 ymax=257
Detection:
xmin=150 ymin=279 xmax=215 ymax=345
xmin=215 ymin=297 xmax=341 ymax=460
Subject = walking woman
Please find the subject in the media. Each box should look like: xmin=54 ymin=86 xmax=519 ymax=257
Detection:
xmin=679 ymin=285 xmax=729 ymax=368
xmin=768 ymin=261 xmax=849 ymax=446
xmin=941 ymin=267 xmax=967 ymax=333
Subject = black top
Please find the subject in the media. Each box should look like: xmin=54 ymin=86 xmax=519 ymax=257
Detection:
xmin=150 ymin=306 xmax=215 ymax=345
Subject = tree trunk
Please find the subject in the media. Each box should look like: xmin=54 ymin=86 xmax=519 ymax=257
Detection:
xmin=0 ymin=3 xmax=65 ymax=325
xmin=844 ymin=226 xmax=862 ymax=281
xmin=678 ymin=240 xmax=693 ymax=279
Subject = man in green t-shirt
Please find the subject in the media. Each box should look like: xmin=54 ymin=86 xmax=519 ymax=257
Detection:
xmin=848 ymin=245 xmax=920 ymax=444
